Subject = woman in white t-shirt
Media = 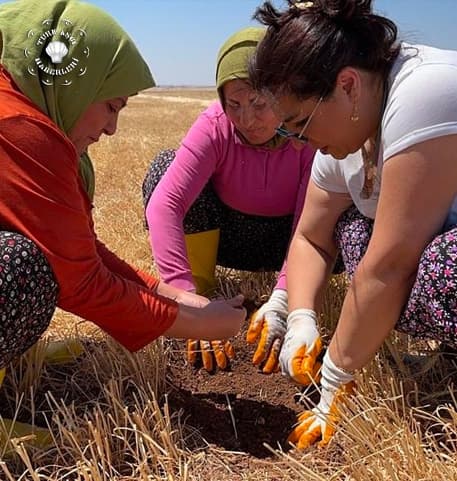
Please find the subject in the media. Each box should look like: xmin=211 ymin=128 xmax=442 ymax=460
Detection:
xmin=249 ymin=0 xmax=457 ymax=449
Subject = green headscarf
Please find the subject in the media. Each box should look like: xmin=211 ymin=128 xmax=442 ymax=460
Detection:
xmin=0 ymin=0 xmax=155 ymax=200
xmin=215 ymin=26 xmax=265 ymax=107
xmin=215 ymin=26 xmax=286 ymax=149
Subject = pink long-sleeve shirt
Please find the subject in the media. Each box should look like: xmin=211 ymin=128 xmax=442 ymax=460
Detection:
xmin=146 ymin=101 xmax=314 ymax=292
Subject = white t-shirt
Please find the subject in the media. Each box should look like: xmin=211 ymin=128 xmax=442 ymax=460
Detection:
xmin=311 ymin=43 xmax=457 ymax=221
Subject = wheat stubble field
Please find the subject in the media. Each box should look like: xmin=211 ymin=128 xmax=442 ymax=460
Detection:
xmin=1 ymin=88 xmax=457 ymax=480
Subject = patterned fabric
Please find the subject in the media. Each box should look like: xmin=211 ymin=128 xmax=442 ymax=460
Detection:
xmin=142 ymin=149 xmax=222 ymax=232
xmin=0 ymin=232 xmax=58 ymax=367
xmin=334 ymin=206 xmax=374 ymax=278
xmin=334 ymin=206 xmax=457 ymax=347
xmin=143 ymin=149 xmax=294 ymax=272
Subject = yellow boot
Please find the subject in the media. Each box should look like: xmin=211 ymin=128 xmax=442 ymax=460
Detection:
xmin=44 ymin=338 xmax=84 ymax=365
xmin=0 ymin=418 xmax=52 ymax=451
xmin=185 ymin=229 xmax=220 ymax=296
xmin=0 ymin=367 xmax=52 ymax=453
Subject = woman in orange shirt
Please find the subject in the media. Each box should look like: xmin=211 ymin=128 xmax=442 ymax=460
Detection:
xmin=0 ymin=0 xmax=245 ymax=405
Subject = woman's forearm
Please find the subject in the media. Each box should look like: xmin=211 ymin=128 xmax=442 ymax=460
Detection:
xmin=286 ymin=182 xmax=352 ymax=315
xmin=155 ymin=280 xmax=181 ymax=300
xmin=287 ymin=234 xmax=336 ymax=313
xmin=329 ymin=259 xmax=416 ymax=371
xmin=155 ymin=280 xmax=207 ymax=307
xmin=163 ymin=304 xmax=209 ymax=339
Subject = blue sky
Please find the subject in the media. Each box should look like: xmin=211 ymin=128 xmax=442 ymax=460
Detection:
xmin=4 ymin=0 xmax=457 ymax=86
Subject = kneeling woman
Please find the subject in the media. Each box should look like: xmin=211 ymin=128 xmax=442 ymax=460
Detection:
xmin=250 ymin=0 xmax=457 ymax=449
xmin=0 ymin=0 xmax=246 ymax=443
xmin=143 ymin=27 xmax=315 ymax=372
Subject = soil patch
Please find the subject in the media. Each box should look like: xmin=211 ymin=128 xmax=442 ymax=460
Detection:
xmin=165 ymin=302 xmax=318 ymax=458
xmin=0 ymin=301 xmax=318 ymax=464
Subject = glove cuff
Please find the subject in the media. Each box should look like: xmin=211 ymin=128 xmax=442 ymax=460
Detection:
xmin=321 ymin=350 xmax=354 ymax=393
xmin=287 ymin=308 xmax=317 ymax=329
xmin=266 ymin=288 xmax=288 ymax=317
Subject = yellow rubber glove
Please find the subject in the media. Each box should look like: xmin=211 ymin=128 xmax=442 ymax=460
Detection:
xmin=288 ymin=350 xmax=355 ymax=449
xmin=186 ymin=339 xmax=235 ymax=372
xmin=279 ymin=308 xmax=322 ymax=385
xmin=246 ymin=289 xmax=288 ymax=374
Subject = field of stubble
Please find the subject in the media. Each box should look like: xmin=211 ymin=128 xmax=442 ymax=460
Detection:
xmin=1 ymin=88 xmax=457 ymax=480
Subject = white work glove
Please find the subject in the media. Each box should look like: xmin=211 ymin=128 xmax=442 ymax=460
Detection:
xmin=288 ymin=350 xmax=355 ymax=449
xmin=279 ymin=308 xmax=322 ymax=385
xmin=246 ymin=289 xmax=287 ymax=373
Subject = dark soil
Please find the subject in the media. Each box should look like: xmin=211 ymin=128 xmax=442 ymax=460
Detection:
xmin=0 ymin=300 xmax=318 ymax=464
xmin=165 ymin=302 xmax=319 ymax=458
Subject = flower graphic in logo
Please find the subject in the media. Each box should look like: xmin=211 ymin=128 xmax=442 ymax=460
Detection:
xmin=25 ymin=18 xmax=89 ymax=86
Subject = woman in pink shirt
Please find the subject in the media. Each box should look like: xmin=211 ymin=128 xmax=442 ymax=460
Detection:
xmin=143 ymin=27 xmax=315 ymax=372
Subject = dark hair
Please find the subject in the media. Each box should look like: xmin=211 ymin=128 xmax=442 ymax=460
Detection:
xmin=249 ymin=0 xmax=400 ymax=100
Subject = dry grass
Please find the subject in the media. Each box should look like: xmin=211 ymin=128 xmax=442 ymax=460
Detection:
xmin=143 ymin=87 xmax=218 ymax=101
xmin=1 ymin=88 xmax=457 ymax=479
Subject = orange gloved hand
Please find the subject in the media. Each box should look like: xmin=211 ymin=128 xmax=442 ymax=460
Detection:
xmin=288 ymin=350 xmax=355 ymax=449
xmin=186 ymin=339 xmax=235 ymax=372
xmin=279 ymin=308 xmax=323 ymax=385
xmin=246 ymin=289 xmax=288 ymax=374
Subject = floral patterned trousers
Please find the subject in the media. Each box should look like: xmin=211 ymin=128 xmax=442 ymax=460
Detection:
xmin=0 ymin=231 xmax=58 ymax=367
xmin=335 ymin=206 xmax=457 ymax=347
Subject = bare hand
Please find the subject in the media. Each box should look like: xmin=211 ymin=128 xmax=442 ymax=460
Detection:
xmin=198 ymin=295 xmax=246 ymax=340
xmin=174 ymin=290 xmax=210 ymax=308
xmin=164 ymin=294 xmax=246 ymax=341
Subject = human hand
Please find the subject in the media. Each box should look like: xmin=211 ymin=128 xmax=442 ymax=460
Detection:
xmin=198 ymin=295 xmax=246 ymax=340
xmin=186 ymin=339 xmax=235 ymax=371
xmin=279 ymin=308 xmax=322 ymax=385
xmin=288 ymin=350 xmax=355 ymax=449
xmin=175 ymin=290 xmax=210 ymax=308
xmin=166 ymin=295 xmax=245 ymax=341
xmin=246 ymin=289 xmax=287 ymax=373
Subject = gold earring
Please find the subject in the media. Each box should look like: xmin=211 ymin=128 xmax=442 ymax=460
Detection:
xmin=350 ymin=103 xmax=359 ymax=122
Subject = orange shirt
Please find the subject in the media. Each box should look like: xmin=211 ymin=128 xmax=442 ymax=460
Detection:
xmin=0 ymin=66 xmax=178 ymax=351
